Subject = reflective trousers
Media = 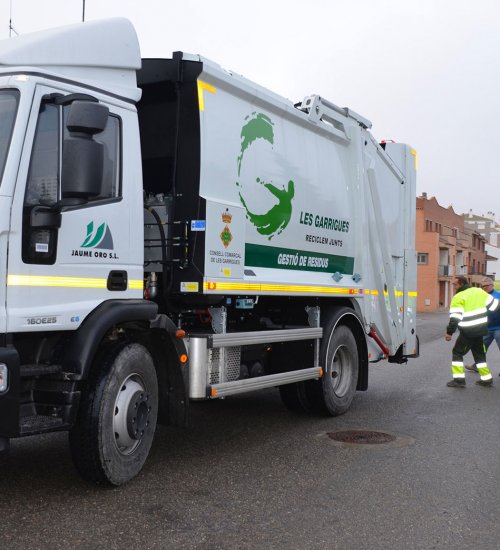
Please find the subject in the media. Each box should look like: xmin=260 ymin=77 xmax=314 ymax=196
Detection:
xmin=451 ymin=333 xmax=492 ymax=380
xmin=452 ymin=332 xmax=492 ymax=381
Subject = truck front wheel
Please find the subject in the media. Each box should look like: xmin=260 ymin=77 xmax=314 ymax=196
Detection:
xmin=69 ymin=342 xmax=158 ymax=485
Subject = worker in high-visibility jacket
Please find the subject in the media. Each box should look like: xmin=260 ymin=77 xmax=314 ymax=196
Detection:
xmin=445 ymin=276 xmax=499 ymax=387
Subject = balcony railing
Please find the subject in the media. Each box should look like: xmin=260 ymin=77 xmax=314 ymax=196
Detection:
xmin=440 ymin=227 xmax=455 ymax=237
xmin=438 ymin=264 xmax=454 ymax=276
xmin=457 ymin=231 xmax=471 ymax=248
xmin=456 ymin=266 xmax=468 ymax=275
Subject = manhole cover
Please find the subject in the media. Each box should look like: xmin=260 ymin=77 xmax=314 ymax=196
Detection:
xmin=327 ymin=430 xmax=397 ymax=445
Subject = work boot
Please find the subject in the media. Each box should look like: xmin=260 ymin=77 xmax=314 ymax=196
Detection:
xmin=447 ymin=379 xmax=465 ymax=388
xmin=475 ymin=379 xmax=493 ymax=387
xmin=465 ymin=364 xmax=478 ymax=373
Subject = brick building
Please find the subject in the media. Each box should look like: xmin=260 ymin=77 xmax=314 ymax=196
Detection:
xmin=416 ymin=194 xmax=487 ymax=312
xmin=463 ymin=210 xmax=500 ymax=279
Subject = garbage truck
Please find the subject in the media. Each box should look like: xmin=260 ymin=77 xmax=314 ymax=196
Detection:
xmin=0 ymin=18 xmax=418 ymax=485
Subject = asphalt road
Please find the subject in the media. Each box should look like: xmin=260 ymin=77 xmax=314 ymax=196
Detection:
xmin=1 ymin=311 xmax=499 ymax=550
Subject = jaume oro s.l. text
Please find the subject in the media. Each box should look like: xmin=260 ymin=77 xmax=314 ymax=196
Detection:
xmin=299 ymin=211 xmax=350 ymax=232
xmin=71 ymin=250 xmax=118 ymax=259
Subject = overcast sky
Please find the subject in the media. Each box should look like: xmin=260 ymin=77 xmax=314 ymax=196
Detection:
xmin=0 ymin=0 xmax=498 ymax=219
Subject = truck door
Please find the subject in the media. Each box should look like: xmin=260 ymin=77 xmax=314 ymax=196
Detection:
xmin=6 ymin=85 xmax=143 ymax=333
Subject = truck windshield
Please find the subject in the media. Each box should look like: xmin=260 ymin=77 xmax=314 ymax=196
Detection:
xmin=0 ymin=89 xmax=20 ymax=185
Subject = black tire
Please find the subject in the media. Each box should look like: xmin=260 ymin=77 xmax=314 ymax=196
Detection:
xmin=279 ymin=318 xmax=360 ymax=416
xmin=69 ymin=342 xmax=158 ymax=486
xmin=320 ymin=323 xmax=359 ymax=416
xmin=279 ymin=383 xmax=311 ymax=413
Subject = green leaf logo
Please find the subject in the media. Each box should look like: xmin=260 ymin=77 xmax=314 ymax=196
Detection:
xmin=81 ymin=221 xmax=114 ymax=250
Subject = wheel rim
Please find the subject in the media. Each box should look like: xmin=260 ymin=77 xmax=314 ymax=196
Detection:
xmin=328 ymin=343 xmax=354 ymax=397
xmin=113 ymin=374 xmax=152 ymax=455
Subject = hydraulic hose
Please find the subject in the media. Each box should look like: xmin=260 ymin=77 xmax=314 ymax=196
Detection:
xmin=145 ymin=206 xmax=169 ymax=301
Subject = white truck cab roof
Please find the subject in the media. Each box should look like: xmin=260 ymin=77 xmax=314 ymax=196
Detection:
xmin=0 ymin=18 xmax=141 ymax=101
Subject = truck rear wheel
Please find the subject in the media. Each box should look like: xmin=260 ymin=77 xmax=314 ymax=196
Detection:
xmin=278 ymin=318 xmax=360 ymax=415
xmin=69 ymin=342 xmax=158 ymax=485
xmin=320 ymin=323 xmax=359 ymax=415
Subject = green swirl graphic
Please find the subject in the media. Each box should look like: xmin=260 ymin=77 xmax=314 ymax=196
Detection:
xmin=237 ymin=113 xmax=295 ymax=240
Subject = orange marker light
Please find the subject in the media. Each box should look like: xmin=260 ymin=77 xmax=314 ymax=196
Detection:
xmin=211 ymin=388 xmax=217 ymax=397
xmin=180 ymin=354 xmax=188 ymax=364
xmin=175 ymin=329 xmax=186 ymax=339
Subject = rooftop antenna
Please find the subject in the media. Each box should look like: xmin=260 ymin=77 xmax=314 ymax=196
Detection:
xmin=9 ymin=0 xmax=19 ymax=37
xmin=82 ymin=0 xmax=86 ymax=22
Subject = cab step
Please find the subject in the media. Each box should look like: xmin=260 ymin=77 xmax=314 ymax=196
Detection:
xmin=20 ymin=414 xmax=67 ymax=435
xmin=20 ymin=364 xmax=62 ymax=378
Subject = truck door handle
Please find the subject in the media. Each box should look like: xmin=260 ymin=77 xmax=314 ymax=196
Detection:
xmin=107 ymin=270 xmax=128 ymax=291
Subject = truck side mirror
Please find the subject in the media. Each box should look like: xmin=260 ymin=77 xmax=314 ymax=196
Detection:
xmin=61 ymin=101 xmax=109 ymax=202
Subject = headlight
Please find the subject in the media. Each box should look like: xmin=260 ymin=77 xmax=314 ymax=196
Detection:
xmin=0 ymin=363 xmax=8 ymax=393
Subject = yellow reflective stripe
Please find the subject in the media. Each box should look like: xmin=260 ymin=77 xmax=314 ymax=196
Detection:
xmin=451 ymin=362 xmax=465 ymax=377
xmin=204 ymin=281 xmax=361 ymax=295
xmin=476 ymin=364 xmax=492 ymax=380
xmin=459 ymin=318 xmax=487 ymax=327
xmin=462 ymin=307 xmax=487 ymax=317
xmin=204 ymin=282 xmax=418 ymax=297
xmin=383 ymin=290 xmax=405 ymax=297
xmin=8 ymin=275 xmax=107 ymax=288
xmin=198 ymin=80 xmax=216 ymax=111
xmin=128 ymin=280 xmax=144 ymax=290
xmin=8 ymin=275 xmax=143 ymax=290
xmin=411 ymin=149 xmax=418 ymax=170
xmin=488 ymin=298 xmax=499 ymax=310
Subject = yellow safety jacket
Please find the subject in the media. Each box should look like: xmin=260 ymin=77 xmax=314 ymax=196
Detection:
xmin=447 ymin=285 xmax=499 ymax=337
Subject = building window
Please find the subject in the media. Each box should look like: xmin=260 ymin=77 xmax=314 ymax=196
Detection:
xmin=417 ymin=253 xmax=429 ymax=265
